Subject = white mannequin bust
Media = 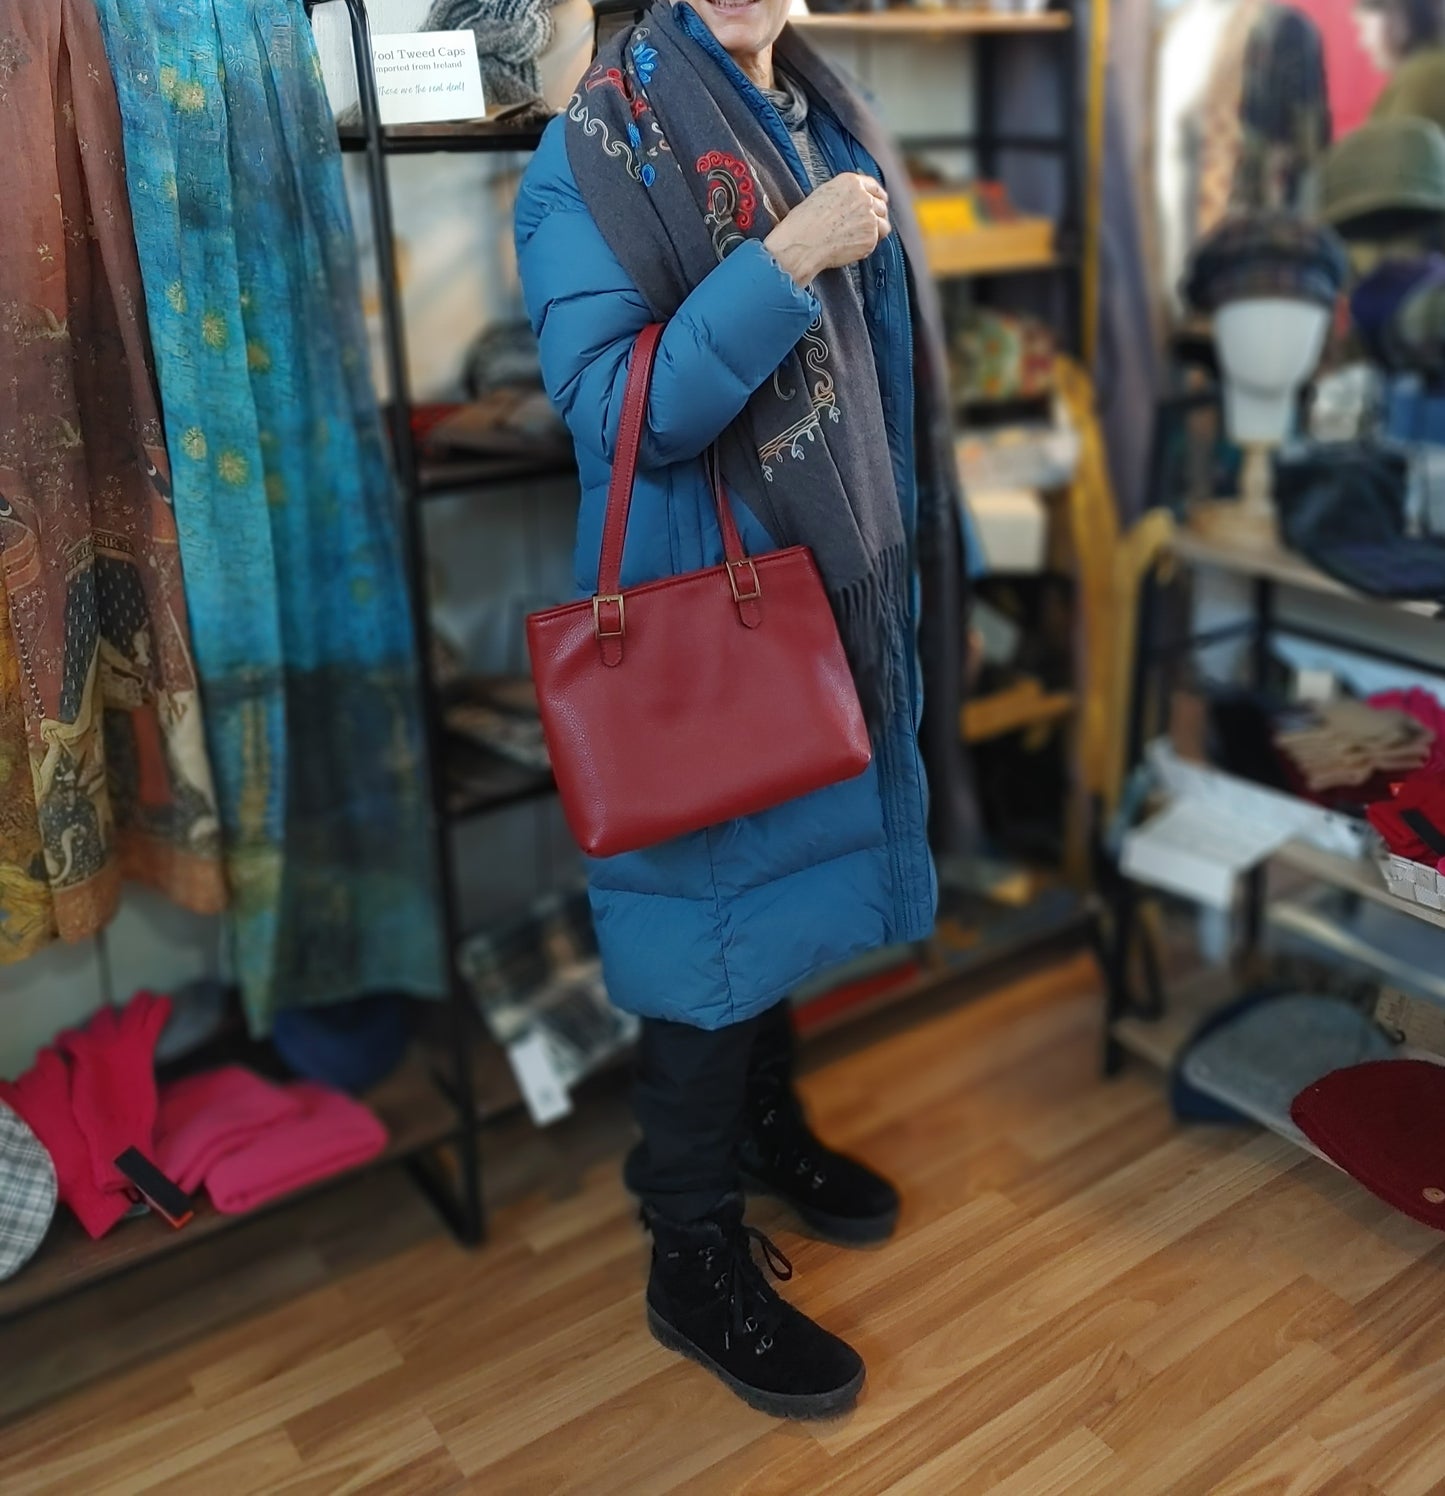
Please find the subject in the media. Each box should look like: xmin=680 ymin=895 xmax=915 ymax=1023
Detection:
xmin=1214 ymin=298 xmax=1331 ymax=445
xmin=1209 ymin=298 xmax=1331 ymax=537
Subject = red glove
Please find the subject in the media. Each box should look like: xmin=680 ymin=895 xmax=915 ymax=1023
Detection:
xmin=57 ymin=990 xmax=171 ymax=1196
xmin=0 ymin=1048 xmax=130 ymax=1240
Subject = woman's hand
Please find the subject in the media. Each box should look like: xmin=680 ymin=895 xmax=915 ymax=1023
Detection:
xmin=764 ymin=173 xmax=891 ymax=288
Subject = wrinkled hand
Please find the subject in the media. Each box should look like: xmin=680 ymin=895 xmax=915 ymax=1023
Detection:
xmin=764 ymin=173 xmax=891 ymax=287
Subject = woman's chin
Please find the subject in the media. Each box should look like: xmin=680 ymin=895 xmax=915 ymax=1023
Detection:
xmin=692 ymin=0 xmax=784 ymax=55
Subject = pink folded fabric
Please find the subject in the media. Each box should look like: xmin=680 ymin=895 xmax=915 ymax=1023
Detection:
xmin=203 ymin=1083 xmax=388 ymax=1215
xmin=57 ymin=989 xmax=170 ymax=1198
xmin=155 ymin=1067 xmax=306 ymax=1193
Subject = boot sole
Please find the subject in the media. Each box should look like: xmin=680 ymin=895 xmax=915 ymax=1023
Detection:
xmin=741 ymin=1175 xmax=899 ymax=1246
xmin=647 ymin=1306 xmax=864 ymax=1420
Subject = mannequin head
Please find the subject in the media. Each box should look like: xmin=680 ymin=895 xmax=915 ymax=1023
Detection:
xmin=1214 ymin=298 xmax=1331 ymax=444
xmin=1354 ymin=0 xmax=1445 ymax=72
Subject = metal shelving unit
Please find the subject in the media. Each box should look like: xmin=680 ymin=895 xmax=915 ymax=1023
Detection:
xmin=1103 ymin=525 xmax=1445 ymax=1084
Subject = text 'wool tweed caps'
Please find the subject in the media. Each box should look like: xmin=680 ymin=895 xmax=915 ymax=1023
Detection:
xmin=1321 ymin=117 xmax=1445 ymax=231
xmin=0 ymin=1101 xmax=57 ymax=1282
xmin=1184 ymin=211 xmax=1348 ymax=314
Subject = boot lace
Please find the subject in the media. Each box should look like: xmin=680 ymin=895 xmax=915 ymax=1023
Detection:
xmin=674 ymin=1224 xmax=793 ymax=1355
xmin=758 ymin=1103 xmax=828 ymax=1191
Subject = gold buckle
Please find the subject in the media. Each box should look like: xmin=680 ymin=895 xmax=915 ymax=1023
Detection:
xmin=728 ymin=560 xmax=761 ymax=605
xmin=593 ymin=593 xmax=625 ymax=640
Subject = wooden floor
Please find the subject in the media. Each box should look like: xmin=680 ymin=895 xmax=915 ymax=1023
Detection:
xmin=4 ymin=953 xmax=1445 ymax=1495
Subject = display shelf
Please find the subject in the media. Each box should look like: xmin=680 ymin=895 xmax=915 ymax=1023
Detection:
xmin=445 ymin=746 xmax=555 ymax=820
xmin=1110 ymin=967 xmax=1233 ymax=1072
xmin=962 ymin=679 xmax=1074 ymax=744
xmin=1111 ymin=968 xmax=1341 ymax=1166
xmin=1266 ymin=892 xmax=1445 ymax=1005
xmin=418 ymin=450 xmax=577 ymax=499
xmin=925 ymin=222 xmax=1062 ymax=278
xmin=337 ymin=118 xmax=548 ymax=155
xmin=1172 ymin=526 xmax=1440 ymax=618
xmin=0 ymin=1048 xmax=523 ymax=1322
xmin=1273 ymin=840 xmax=1445 ymax=934
xmin=793 ymin=9 xmax=1072 ymax=35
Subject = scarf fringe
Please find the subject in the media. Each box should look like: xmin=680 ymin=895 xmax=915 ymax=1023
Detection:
xmin=830 ymin=541 xmax=911 ymax=731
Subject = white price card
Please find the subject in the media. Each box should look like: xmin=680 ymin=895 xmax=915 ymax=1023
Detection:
xmin=507 ymin=1031 xmax=574 ymax=1127
xmin=371 ymin=31 xmax=486 ymax=127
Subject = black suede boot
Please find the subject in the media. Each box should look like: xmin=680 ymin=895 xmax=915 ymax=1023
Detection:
xmin=644 ymin=1195 xmax=865 ymax=1419
xmin=739 ymin=1084 xmax=900 ymax=1245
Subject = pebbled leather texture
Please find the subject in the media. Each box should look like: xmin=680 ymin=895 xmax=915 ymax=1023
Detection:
xmin=528 ymin=324 xmax=872 ymax=859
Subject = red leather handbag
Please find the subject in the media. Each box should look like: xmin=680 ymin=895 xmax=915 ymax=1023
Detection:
xmin=527 ymin=323 xmax=872 ymax=859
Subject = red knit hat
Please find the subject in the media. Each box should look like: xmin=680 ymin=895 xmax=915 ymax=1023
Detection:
xmin=1292 ymin=1060 xmax=1445 ymax=1230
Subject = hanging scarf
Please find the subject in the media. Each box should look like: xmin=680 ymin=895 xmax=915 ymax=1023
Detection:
xmin=90 ymin=0 xmax=444 ymax=1030
xmin=566 ymin=2 xmax=910 ymax=719
xmin=0 ymin=0 xmax=226 ymax=962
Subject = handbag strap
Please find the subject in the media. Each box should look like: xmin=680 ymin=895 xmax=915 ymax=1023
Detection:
xmin=594 ymin=324 xmax=761 ymax=662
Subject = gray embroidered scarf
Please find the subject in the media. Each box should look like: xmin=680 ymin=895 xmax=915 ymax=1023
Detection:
xmin=565 ymin=1 xmax=908 ymax=720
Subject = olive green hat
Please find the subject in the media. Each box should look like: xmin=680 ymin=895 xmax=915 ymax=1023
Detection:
xmin=1320 ymin=118 xmax=1445 ymax=238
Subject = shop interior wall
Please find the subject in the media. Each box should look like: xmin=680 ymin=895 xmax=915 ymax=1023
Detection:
xmin=0 ymin=19 xmax=972 ymax=1077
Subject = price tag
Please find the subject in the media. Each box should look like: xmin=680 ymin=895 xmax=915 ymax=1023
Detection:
xmin=371 ymin=32 xmax=486 ymax=126
xmin=507 ymin=1031 xmax=573 ymax=1126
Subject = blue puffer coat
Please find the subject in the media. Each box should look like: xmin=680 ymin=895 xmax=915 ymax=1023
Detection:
xmin=515 ymin=24 xmax=936 ymax=1030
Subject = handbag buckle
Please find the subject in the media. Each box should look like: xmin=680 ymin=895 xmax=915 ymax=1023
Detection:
xmin=593 ymin=593 xmax=625 ymax=640
xmin=727 ymin=559 xmax=762 ymax=605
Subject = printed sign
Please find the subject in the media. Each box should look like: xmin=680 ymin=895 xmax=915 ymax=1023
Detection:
xmin=371 ymin=31 xmax=486 ymax=126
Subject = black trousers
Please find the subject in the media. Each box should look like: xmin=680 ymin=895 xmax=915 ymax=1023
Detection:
xmin=625 ymin=999 xmax=796 ymax=1222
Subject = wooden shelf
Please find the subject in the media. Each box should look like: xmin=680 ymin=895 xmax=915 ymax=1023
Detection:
xmin=1274 ymin=840 xmax=1445 ymax=934
xmin=1112 ymin=967 xmax=1339 ymax=1168
xmin=962 ymin=679 xmax=1074 ymax=744
xmin=925 ymin=219 xmax=1060 ymax=278
xmin=1110 ymin=968 xmax=1233 ymax=1072
xmin=793 ymin=9 xmax=1072 ymax=35
xmin=1172 ymin=526 xmax=1440 ymax=618
xmin=0 ymin=1053 xmax=477 ymax=1322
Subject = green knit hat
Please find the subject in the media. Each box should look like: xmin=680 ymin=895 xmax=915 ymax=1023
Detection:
xmin=1320 ymin=118 xmax=1445 ymax=238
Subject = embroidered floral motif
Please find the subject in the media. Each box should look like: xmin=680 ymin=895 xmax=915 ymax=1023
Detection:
xmin=631 ymin=37 xmax=659 ymax=84
xmin=758 ymin=316 xmax=840 ymax=479
xmin=696 ymin=149 xmax=757 ymax=258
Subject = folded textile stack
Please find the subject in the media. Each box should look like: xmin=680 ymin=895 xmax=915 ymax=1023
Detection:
xmin=0 ymin=992 xmax=170 ymax=1241
xmin=424 ymin=387 xmax=569 ymax=460
xmin=444 ymin=675 xmax=549 ymax=774
xmin=1273 ymin=699 xmax=1434 ymax=793
xmin=156 ymin=1068 xmax=388 ymax=1215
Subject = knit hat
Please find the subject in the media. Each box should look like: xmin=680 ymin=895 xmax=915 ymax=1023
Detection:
xmin=1349 ymin=254 xmax=1445 ymax=366
xmin=1184 ymin=211 xmax=1348 ymax=313
xmin=0 ymin=1101 xmax=57 ymax=1281
xmin=424 ymin=0 xmax=564 ymax=106
xmin=271 ymin=996 xmax=409 ymax=1094
xmin=1320 ymin=118 xmax=1445 ymax=240
xmin=1292 ymin=1060 xmax=1445 ymax=1229
xmin=1179 ymin=994 xmax=1396 ymax=1146
xmin=1390 ymin=274 xmax=1445 ymax=377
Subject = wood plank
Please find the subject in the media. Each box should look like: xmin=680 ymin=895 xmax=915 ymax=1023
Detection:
xmin=5 ymin=956 xmax=1444 ymax=1495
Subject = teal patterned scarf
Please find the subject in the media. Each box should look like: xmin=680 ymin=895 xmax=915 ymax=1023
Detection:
xmin=91 ymin=0 xmax=444 ymax=1030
